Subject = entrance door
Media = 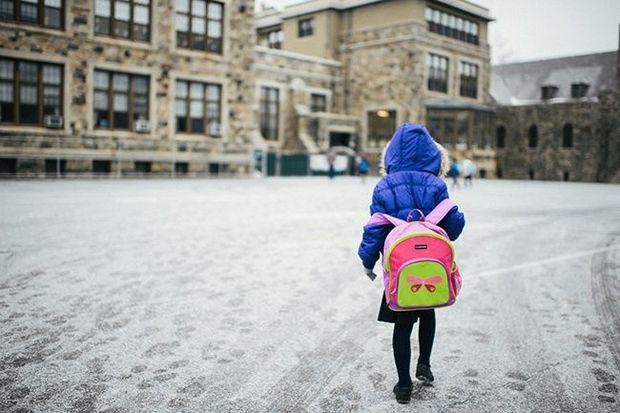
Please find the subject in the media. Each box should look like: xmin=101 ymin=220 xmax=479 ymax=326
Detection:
xmin=329 ymin=132 xmax=351 ymax=148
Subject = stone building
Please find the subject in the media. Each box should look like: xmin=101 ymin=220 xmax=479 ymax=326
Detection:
xmin=0 ymin=0 xmax=495 ymax=177
xmin=255 ymin=0 xmax=496 ymax=176
xmin=492 ymin=50 xmax=620 ymax=183
xmin=0 ymin=0 xmax=257 ymax=177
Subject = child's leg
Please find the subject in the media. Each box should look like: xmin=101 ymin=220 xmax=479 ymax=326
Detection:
xmin=417 ymin=310 xmax=436 ymax=366
xmin=392 ymin=320 xmax=415 ymax=387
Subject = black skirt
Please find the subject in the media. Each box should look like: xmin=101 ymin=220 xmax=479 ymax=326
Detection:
xmin=377 ymin=292 xmax=429 ymax=324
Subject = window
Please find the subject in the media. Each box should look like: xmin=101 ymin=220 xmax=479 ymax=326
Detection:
xmin=528 ymin=125 xmax=538 ymax=148
xmin=94 ymin=69 xmax=149 ymax=130
xmin=0 ymin=158 xmax=17 ymax=175
xmin=425 ymin=7 xmax=478 ymax=45
xmin=175 ymin=162 xmax=188 ymax=175
xmin=259 ymin=86 xmax=279 ymax=140
xmin=45 ymin=158 xmax=66 ymax=176
xmin=95 ymin=0 xmax=150 ymax=42
xmin=541 ymin=85 xmax=558 ymax=100
xmin=496 ymin=126 xmax=506 ymax=148
xmin=571 ymin=83 xmax=589 ymax=98
xmin=134 ymin=161 xmax=151 ymax=173
xmin=310 ymin=93 xmax=326 ymax=113
xmin=0 ymin=58 xmax=63 ymax=126
xmin=266 ymin=28 xmax=282 ymax=49
xmin=92 ymin=160 xmax=111 ymax=174
xmin=175 ymin=80 xmax=222 ymax=136
xmin=427 ymin=54 xmax=449 ymax=93
xmin=176 ymin=0 xmax=223 ymax=54
xmin=367 ymin=110 xmax=396 ymax=148
xmin=459 ymin=62 xmax=478 ymax=98
xmin=298 ymin=17 xmax=313 ymax=37
xmin=562 ymin=123 xmax=573 ymax=148
xmin=0 ymin=0 xmax=63 ymax=29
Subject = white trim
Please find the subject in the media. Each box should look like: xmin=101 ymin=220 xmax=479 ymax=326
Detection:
xmin=256 ymin=80 xmax=287 ymax=147
xmin=168 ymin=71 xmax=229 ymax=143
xmin=255 ymin=46 xmax=341 ymax=67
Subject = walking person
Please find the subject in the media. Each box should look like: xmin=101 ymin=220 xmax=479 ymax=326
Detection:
xmin=357 ymin=155 xmax=369 ymax=183
xmin=447 ymin=158 xmax=461 ymax=189
xmin=358 ymin=123 xmax=465 ymax=404
xmin=462 ymin=158 xmax=476 ymax=187
xmin=327 ymin=150 xmax=336 ymax=180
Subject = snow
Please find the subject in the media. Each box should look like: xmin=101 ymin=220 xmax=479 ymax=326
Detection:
xmin=1 ymin=177 xmax=619 ymax=412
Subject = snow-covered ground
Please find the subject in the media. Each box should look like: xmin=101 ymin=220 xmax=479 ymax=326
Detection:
xmin=0 ymin=178 xmax=619 ymax=412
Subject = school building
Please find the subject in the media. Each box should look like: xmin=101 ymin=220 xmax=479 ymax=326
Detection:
xmin=0 ymin=0 xmax=498 ymax=177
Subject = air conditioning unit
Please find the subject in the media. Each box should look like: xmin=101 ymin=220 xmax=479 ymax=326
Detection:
xmin=134 ymin=119 xmax=151 ymax=133
xmin=44 ymin=115 xmax=64 ymax=129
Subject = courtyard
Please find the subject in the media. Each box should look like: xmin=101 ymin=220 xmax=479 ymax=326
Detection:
xmin=0 ymin=178 xmax=619 ymax=412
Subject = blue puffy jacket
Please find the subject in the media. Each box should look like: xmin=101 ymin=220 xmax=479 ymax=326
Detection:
xmin=358 ymin=123 xmax=466 ymax=270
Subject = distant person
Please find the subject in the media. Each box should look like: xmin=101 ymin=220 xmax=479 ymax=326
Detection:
xmin=462 ymin=158 xmax=477 ymax=187
xmin=447 ymin=159 xmax=461 ymax=189
xmin=327 ymin=150 xmax=336 ymax=180
xmin=358 ymin=123 xmax=466 ymax=404
xmin=357 ymin=156 xmax=369 ymax=183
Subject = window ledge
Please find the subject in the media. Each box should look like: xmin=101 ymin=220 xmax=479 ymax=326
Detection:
xmin=92 ymin=35 xmax=156 ymax=51
xmin=174 ymin=133 xmax=223 ymax=142
xmin=0 ymin=125 xmax=69 ymax=135
xmin=0 ymin=21 xmax=68 ymax=37
xmin=88 ymin=129 xmax=155 ymax=140
xmin=172 ymin=48 xmax=227 ymax=62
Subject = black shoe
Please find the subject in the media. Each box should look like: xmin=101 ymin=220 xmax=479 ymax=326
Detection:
xmin=393 ymin=383 xmax=412 ymax=404
xmin=416 ymin=363 xmax=434 ymax=384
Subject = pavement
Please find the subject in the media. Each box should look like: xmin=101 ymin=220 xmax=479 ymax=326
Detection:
xmin=0 ymin=177 xmax=619 ymax=413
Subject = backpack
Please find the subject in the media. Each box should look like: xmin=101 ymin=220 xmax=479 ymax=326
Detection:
xmin=366 ymin=199 xmax=462 ymax=311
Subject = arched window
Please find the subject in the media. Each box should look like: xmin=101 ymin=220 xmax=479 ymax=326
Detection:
xmin=528 ymin=125 xmax=538 ymax=148
xmin=562 ymin=123 xmax=573 ymax=148
xmin=496 ymin=126 xmax=506 ymax=148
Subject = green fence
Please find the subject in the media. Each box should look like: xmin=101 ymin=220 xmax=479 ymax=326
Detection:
xmin=266 ymin=152 xmax=354 ymax=177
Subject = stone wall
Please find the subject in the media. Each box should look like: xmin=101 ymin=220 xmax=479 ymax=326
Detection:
xmin=254 ymin=46 xmax=346 ymax=153
xmin=340 ymin=19 xmax=493 ymax=156
xmin=495 ymin=100 xmax=617 ymax=182
xmin=0 ymin=0 xmax=257 ymax=175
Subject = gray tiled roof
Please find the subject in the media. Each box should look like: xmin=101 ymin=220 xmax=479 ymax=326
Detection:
xmin=491 ymin=51 xmax=617 ymax=105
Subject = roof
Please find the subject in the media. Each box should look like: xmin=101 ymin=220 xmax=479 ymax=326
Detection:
xmin=256 ymin=0 xmax=491 ymax=29
xmin=491 ymin=51 xmax=618 ymax=105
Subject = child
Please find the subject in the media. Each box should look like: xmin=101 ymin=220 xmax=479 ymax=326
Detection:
xmin=357 ymin=156 xmax=369 ymax=183
xmin=358 ymin=123 xmax=465 ymax=404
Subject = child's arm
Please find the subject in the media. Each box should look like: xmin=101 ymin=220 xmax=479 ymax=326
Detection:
xmin=435 ymin=182 xmax=466 ymax=240
xmin=358 ymin=187 xmax=392 ymax=270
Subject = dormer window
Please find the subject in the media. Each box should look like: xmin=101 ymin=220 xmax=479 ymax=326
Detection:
xmin=571 ymin=83 xmax=589 ymax=98
xmin=541 ymin=85 xmax=558 ymax=100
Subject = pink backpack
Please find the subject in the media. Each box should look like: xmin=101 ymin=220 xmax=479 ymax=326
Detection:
xmin=367 ymin=199 xmax=462 ymax=311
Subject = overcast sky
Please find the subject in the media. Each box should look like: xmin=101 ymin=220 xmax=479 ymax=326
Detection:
xmin=256 ymin=0 xmax=620 ymax=64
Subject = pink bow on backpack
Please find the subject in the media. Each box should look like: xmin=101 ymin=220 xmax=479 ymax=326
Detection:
xmin=407 ymin=275 xmax=443 ymax=293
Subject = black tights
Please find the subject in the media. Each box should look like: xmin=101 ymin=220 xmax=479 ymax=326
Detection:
xmin=392 ymin=310 xmax=436 ymax=387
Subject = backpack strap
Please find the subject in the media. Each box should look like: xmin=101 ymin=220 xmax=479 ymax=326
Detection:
xmin=425 ymin=199 xmax=456 ymax=225
xmin=367 ymin=213 xmax=406 ymax=227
